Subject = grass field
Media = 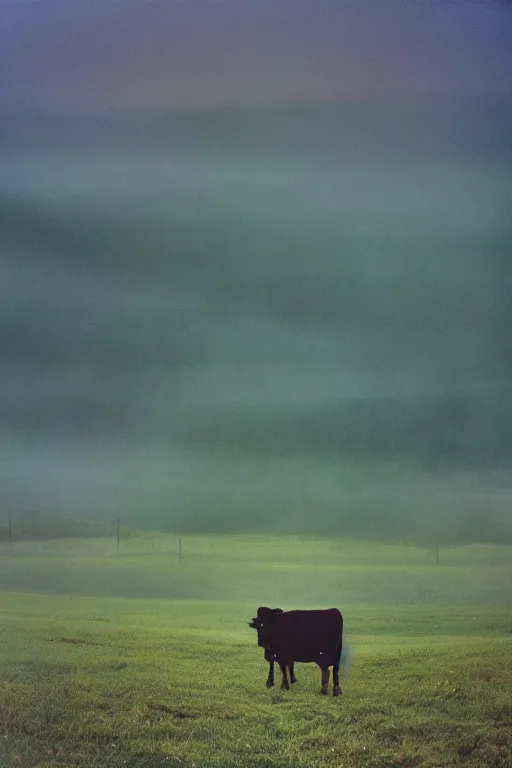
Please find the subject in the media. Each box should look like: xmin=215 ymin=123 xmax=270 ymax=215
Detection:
xmin=0 ymin=535 xmax=511 ymax=767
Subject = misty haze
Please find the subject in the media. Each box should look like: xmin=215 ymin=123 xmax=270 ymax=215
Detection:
xmin=1 ymin=98 xmax=512 ymax=545
xmin=0 ymin=0 xmax=512 ymax=768
xmin=2 ymin=0 xmax=512 ymax=762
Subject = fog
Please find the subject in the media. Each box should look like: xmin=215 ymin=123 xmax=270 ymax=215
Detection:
xmin=1 ymin=99 xmax=511 ymax=543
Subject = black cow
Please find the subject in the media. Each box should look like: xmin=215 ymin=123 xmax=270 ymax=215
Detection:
xmin=249 ymin=606 xmax=343 ymax=696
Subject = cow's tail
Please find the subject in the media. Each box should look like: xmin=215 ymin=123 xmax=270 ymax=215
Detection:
xmin=334 ymin=636 xmax=342 ymax=670
xmin=332 ymin=613 xmax=343 ymax=674
xmin=337 ymin=614 xmax=351 ymax=678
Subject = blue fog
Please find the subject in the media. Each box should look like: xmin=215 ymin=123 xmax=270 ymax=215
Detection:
xmin=1 ymin=99 xmax=511 ymax=542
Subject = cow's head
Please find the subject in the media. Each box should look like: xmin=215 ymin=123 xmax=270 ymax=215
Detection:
xmin=248 ymin=607 xmax=283 ymax=647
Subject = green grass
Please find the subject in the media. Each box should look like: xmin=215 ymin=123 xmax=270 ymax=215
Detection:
xmin=0 ymin=535 xmax=511 ymax=767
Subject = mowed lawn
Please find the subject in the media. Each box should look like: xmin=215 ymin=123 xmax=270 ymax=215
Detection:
xmin=0 ymin=536 xmax=511 ymax=767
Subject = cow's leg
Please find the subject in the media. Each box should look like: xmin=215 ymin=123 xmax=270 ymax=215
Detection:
xmin=265 ymin=649 xmax=275 ymax=688
xmin=332 ymin=641 xmax=342 ymax=697
xmin=289 ymin=663 xmax=297 ymax=684
xmin=280 ymin=663 xmax=290 ymax=690
xmin=320 ymin=667 xmax=330 ymax=695
xmin=266 ymin=659 xmax=275 ymax=688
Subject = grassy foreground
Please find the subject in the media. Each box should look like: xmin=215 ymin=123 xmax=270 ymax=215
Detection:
xmin=0 ymin=536 xmax=511 ymax=767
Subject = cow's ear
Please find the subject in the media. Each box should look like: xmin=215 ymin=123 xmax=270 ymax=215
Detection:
xmin=273 ymin=608 xmax=284 ymax=615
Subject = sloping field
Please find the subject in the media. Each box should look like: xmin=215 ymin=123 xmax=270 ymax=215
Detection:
xmin=1 ymin=535 xmax=511 ymax=605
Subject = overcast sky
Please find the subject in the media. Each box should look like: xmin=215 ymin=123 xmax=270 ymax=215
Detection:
xmin=1 ymin=0 xmax=512 ymax=110
xmin=1 ymin=1 xmax=511 ymax=539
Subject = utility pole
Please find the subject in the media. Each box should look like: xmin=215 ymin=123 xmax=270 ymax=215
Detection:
xmin=116 ymin=517 xmax=120 ymax=552
xmin=435 ymin=533 xmax=440 ymax=565
xmin=8 ymin=516 xmax=12 ymax=547
xmin=178 ymin=537 xmax=182 ymax=564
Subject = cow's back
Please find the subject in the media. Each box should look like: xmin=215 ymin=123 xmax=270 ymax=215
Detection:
xmin=273 ymin=608 xmax=342 ymax=666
